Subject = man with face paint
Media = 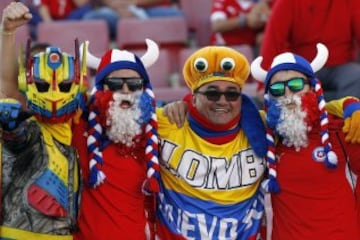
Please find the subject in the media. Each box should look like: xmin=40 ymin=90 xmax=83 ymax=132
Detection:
xmin=75 ymin=39 xmax=160 ymax=240
xmin=251 ymin=43 xmax=360 ymax=240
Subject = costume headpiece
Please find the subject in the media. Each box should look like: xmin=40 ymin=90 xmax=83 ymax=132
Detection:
xmin=251 ymin=43 xmax=338 ymax=193
xmin=18 ymin=39 xmax=87 ymax=123
xmin=183 ymin=46 xmax=250 ymax=91
xmin=83 ymin=39 xmax=160 ymax=194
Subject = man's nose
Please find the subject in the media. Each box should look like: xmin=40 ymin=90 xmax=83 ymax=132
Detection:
xmin=120 ymin=82 xmax=130 ymax=94
xmin=284 ymin=85 xmax=293 ymax=96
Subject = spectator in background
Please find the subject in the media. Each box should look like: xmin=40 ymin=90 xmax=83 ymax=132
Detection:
xmin=259 ymin=0 xmax=360 ymax=101
xmin=34 ymin=0 xmax=91 ymax=21
xmin=27 ymin=0 xmax=92 ymax=38
xmin=83 ymin=0 xmax=183 ymax=40
xmin=210 ymin=0 xmax=271 ymax=54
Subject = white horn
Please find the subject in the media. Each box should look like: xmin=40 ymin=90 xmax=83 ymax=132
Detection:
xmin=140 ymin=39 xmax=159 ymax=68
xmin=310 ymin=43 xmax=328 ymax=72
xmin=80 ymin=41 xmax=101 ymax=70
xmin=250 ymin=56 xmax=268 ymax=82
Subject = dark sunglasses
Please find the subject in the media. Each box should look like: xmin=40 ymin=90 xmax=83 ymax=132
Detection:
xmin=268 ymin=77 xmax=310 ymax=97
xmin=104 ymin=77 xmax=144 ymax=92
xmin=195 ymin=90 xmax=242 ymax=102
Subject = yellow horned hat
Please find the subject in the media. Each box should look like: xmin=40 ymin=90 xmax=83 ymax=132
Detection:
xmin=183 ymin=46 xmax=250 ymax=91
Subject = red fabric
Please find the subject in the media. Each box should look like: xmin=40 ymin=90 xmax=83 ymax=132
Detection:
xmin=357 ymin=179 xmax=360 ymax=230
xmin=75 ymin=144 xmax=148 ymax=240
xmin=343 ymin=97 xmax=360 ymax=109
xmin=156 ymin=222 xmax=187 ymax=240
xmin=27 ymin=185 xmax=67 ymax=217
xmin=40 ymin=0 xmax=76 ymax=19
xmin=260 ymin=0 xmax=360 ymax=69
xmin=271 ymin=115 xmax=360 ymax=240
xmin=210 ymin=0 xmax=260 ymax=46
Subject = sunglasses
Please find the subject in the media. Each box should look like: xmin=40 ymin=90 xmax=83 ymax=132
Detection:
xmin=195 ymin=90 xmax=242 ymax=102
xmin=104 ymin=77 xmax=144 ymax=92
xmin=268 ymin=77 xmax=310 ymax=97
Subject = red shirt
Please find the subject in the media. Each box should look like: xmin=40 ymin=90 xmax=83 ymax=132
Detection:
xmin=271 ymin=116 xmax=360 ymax=240
xmin=41 ymin=0 xmax=76 ymax=19
xmin=75 ymin=143 xmax=148 ymax=240
xmin=210 ymin=0 xmax=260 ymax=46
xmin=260 ymin=0 xmax=360 ymax=69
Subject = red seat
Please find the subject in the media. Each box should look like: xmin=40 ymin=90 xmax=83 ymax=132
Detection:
xmin=230 ymin=44 xmax=254 ymax=63
xmin=15 ymin=25 xmax=31 ymax=51
xmin=0 ymin=0 xmax=13 ymax=19
xmin=116 ymin=17 xmax=189 ymax=72
xmin=37 ymin=20 xmax=110 ymax=57
xmin=133 ymin=48 xmax=189 ymax=103
xmin=117 ymin=17 xmax=188 ymax=49
xmin=179 ymin=0 xmax=212 ymax=47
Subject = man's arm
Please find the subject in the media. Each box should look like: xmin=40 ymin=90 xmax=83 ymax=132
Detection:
xmin=135 ymin=0 xmax=166 ymax=7
xmin=0 ymin=2 xmax=32 ymax=102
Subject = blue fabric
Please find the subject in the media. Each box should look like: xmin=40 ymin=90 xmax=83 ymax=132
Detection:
xmin=188 ymin=114 xmax=241 ymax=138
xmin=344 ymin=101 xmax=360 ymax=118
xmin=241 ymin=95 xmax=267 ymax=158
xmin=66 ymin=4 xmax=93 ymax=20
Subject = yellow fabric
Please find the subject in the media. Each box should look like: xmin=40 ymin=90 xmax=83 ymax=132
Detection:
xmin=38 ymin=120 xmax=72 ymax=146
xmin=0 ymin=226 xmax=72 ymax=240
xmin=156 ymin=108 xmax=265 ymax=204
xmin=325 ymin=96 xmax=360 ymax=143
xmin=325 ymin=97 xmax=348 ymax=117
xmin=183 ymin=46 xmax=250 ymax=91
xmin=343 ymin=111 xmax=360 ymax=144
xmin=39 ymin=124 xmax=69 ymax=184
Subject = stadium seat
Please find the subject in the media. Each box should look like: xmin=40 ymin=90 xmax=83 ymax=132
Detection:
xmin=37 ymin=20 xmax=110 ymax=57
xmin=179 ymin=0 xmax=212 ymax=47
xmin=132 ymin=48 xmax=189 ymax=103
xmin=117 ymin=17 xmax=188 ymax=49
xmin=0 ymin=0 xmax=13 ymax=19
xmin=231 ymin=44 xmax=255 ymax=63
xmin=15 ymin=25 xmax=31 ymax=51
xmin=116 ymin=17 xmax=189 ymax=72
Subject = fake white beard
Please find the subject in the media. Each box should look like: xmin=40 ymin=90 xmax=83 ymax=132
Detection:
xmin=106 ymin=92 xmax=142 ymax=147
xmin=276 ymin=95 xmax=310 ymax=151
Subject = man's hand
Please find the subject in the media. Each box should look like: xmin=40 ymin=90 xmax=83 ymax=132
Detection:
xmin=247 ymin=1 xmax=270 ymax=29
xmin=1 ymin=2 xmax=32 ymax=33
xmin=343 ymin=110 xmax=360 ymax=144
xmin=163 ymin=101 xmax=188 ymax=128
